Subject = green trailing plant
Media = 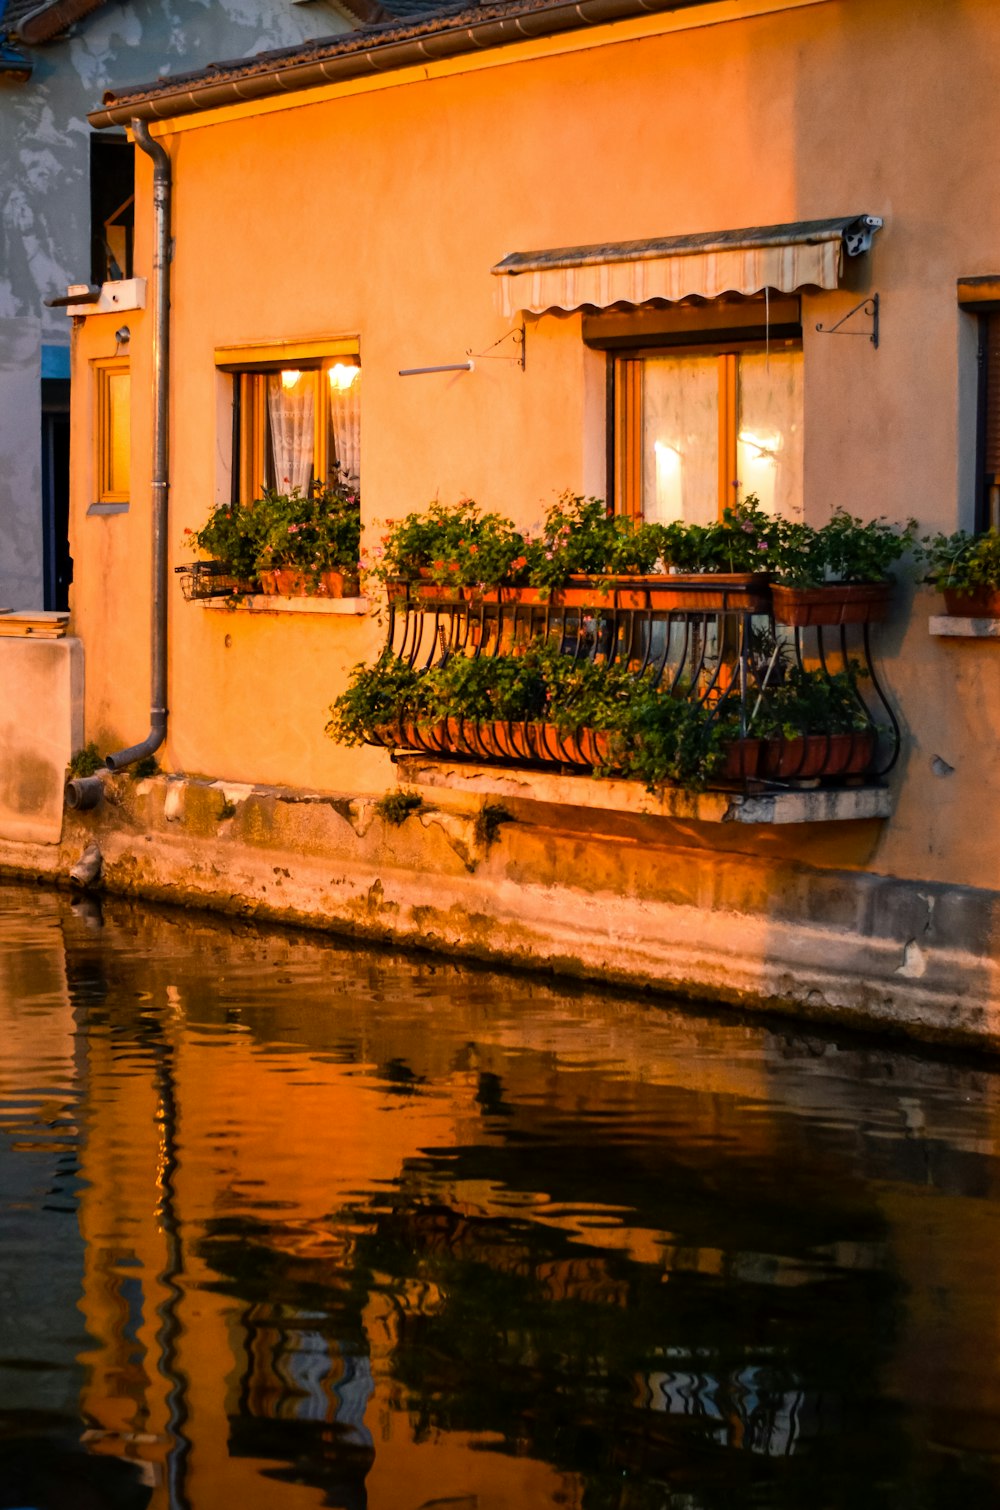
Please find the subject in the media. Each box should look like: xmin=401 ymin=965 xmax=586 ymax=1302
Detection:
xmin=326 ymin=654 xmax=430 ymax=746
xmin=919 ymin=528 xmax=1000 ymax=595
xmin=375 ymin=790 xmax=424 ymax=825
xmin=68 ymin=742 xmax=103 ymax=778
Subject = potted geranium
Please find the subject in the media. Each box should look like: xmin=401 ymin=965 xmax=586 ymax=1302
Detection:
xmin=919 ymin=528 xmax=1000 ymax=616
xmin=770 ymin=510 xmax=916 ymax=626
xmin=372 ymin=498 xmax=532 ymax=602
xmin=255 ymin=478 xmax=361 ymax=597
xmin=655 ymin=495 xmax=774 ymax=612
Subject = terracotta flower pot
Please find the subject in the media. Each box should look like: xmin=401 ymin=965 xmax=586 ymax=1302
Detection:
xmin=718 ymin=737 xmax=763 ymax=780
xmin=259 ymin=568 xmax=359 ymax=598
xmin=762 ymin=731 xmax=876 ymax=779
xmin=942 ymin=586 xmax=1000 ymax=617
xmin=771 ymin=582 xmax=892 ymax=627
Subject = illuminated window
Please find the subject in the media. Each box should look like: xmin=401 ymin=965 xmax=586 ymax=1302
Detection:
xmin=94 ymin=359 xmax=130 ymax=505
xmin=217 ymin=342 xmax=360 ymax=502
xmin=587 ymin=300 xmax=803 ymax=523
xmin=615 ymin=341 xmax=803 ymax=523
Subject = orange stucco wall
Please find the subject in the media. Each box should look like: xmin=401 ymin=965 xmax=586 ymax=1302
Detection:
xmin=67 ymin=0 xmax=1000 ymax=890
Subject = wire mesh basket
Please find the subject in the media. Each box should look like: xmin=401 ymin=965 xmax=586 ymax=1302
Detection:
xmin=174 ymin=561 xmax=257 ymax=601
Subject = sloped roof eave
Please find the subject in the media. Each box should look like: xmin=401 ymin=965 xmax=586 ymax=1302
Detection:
xmin=89 ymin=0 xmax=721 ymax=128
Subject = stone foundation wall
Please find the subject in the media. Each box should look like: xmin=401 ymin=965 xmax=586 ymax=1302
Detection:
xmin=2 ymin=769 xmax=998 ymax=1051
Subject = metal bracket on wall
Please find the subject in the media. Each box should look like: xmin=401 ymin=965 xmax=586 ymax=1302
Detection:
xmin=816 ymin=293 xmax=879 ymax=349
xmin=467 ymin=325 xmax=526 ymax=371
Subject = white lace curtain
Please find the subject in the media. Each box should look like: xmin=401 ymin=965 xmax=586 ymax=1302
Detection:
xmin=267 ymin=373 xmax=315 ymax=494
xmin=328 ymin=375 xmax=361 ymax=489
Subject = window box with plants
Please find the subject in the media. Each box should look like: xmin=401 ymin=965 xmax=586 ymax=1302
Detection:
xmin=178 ymin=478 xmax=362 ymax=601
xmin=769 ymin=511 xmax=917 ymax=627
xmin=920 ymin=528 xmax=1000 ymax=616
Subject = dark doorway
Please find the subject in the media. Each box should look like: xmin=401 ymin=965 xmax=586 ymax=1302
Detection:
xmin=42 ymin=378 xmax=71 ymax=611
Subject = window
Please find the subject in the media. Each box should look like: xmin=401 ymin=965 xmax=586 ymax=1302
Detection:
xmin=978 ymin=311 xmax=1000 ymax=530
xmin=94 ymin=360 xmax=130 ymax=506
xmin=588 ymin=299 xmax=803 ymax=523
xmin=90 ymin=134 xmax=134 ymax=284
xmin=217 ymin=340 xmax=360 ymax=504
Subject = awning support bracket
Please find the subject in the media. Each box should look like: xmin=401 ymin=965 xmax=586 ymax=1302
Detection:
xmin=816 ymin=293 xmax=879 ymax=349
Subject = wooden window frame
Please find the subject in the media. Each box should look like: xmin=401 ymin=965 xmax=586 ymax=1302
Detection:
xmin=220 ymin=342 xmax=360 ymax=505
xmin=94 ymin=358 xmax=130 ymax=506
xmin=610 ymin=334 xmax=802 ymax=521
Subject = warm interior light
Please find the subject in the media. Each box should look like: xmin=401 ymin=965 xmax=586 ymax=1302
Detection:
xmin=280 ymin=369 xmax=302 ymax=390
xmin=652 ymin=439 xmax=683 ymax=523
xmin=737 ymin=429 xmax=782 ymax=514
xmin=328 ymin=363 xmax=360 ymax=391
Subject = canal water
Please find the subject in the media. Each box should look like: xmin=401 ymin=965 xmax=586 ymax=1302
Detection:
xmin=2 ymin=886 xmax=1000 ymax=1510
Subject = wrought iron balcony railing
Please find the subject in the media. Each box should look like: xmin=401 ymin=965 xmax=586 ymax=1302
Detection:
xmin=369 ymin=579 xmax=900 ymax=789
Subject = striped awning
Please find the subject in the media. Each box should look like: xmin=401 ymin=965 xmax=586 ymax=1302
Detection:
xmin=492 ymin=216 xmax=882 ymax=319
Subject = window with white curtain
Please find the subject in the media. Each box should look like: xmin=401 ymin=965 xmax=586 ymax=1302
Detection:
xmin=222 ymin=347 xmax=361 ymax=503
xmin=616 ymin=340 xmax=802 ymax=523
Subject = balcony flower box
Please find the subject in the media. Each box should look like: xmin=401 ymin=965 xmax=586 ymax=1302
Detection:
xmin=259 ymin=568 xmax=359 ymax=598
xmin=762 ymin=731 xmax=876 ymax=780
xmin=771 ymin=582 xmax=892 ymax=627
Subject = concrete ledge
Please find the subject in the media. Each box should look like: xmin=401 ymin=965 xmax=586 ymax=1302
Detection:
xmin=929 ymin=615 xmax=1000 ymax=638
xmin=200 ymin=596 xmax=369 ymax=616
xmin=0 ymin=770 xmax=993 ymax=1050
xmin=395 ymin=756 xmax=892 ymax=824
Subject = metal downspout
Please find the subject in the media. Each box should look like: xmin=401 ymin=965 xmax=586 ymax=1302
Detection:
xmin=105 ymin=118 xmax=170 ymax=772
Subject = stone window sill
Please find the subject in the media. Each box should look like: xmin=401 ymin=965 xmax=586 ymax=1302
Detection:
xmin=200 ymin=596 xmax=369 ymax=616
xmin=929 ymin=615 xmax=1000 ymax=638
xmin=395 ymin=756 xmax=892 ymax=826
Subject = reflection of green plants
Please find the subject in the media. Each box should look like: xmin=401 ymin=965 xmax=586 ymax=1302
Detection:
xmin=68 ymin=742 xmax=103 ymax=778
xmin=474 ymin=802 xmax=513 ymax=849
xmin=919 ymin=528 xmax=1000 ymax=595
xmin=375 ymin=790 xmax=424 ymax=825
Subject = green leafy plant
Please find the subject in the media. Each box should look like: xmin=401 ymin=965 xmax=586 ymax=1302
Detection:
xmin=657 ymin=495 xmax=774 ymax=575
xmin=819 ymin=510 xmax=917 ymax=584
xmin=68 ymin=742 xmax=103 ymax=778
xmin=326 ymin=655 xmax=431 ymax=746
xmin=370 ymin=498 xmax=532 ymax=590
xmin=185 ymin=475 xmax=361 ymax=587
xmin=375 ymin=790 xmax=424 ymax=825
xmin=749 ymin=665 xmax=871 ymax=740
xmin=525 ymin=493 xmax=663 ymax=589
xmin=131 ymin=755 xmax=160 ymax=780
xmin=919 ymin=528 xmax=1000 ymax=595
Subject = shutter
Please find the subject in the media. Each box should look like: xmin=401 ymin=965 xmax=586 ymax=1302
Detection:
xmin=986 ymin=313 xmax=1000 ymax=480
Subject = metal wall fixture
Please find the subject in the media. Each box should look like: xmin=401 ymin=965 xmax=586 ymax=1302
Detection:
xmin=399 ymin=325 xmax=525 ymax=377
xmin=816 ymin=293 xmax=880 ymax=348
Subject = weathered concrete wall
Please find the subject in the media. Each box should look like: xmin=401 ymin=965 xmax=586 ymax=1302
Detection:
xmin=0 ymin=635 xmax=83 ymax=843
xmin=0 ymin=0 xmax=349 ymax=609
xmin=4 ymin=770 xmax=998 ymax=1050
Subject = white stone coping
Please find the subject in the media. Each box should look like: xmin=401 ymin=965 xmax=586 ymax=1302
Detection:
xmin=394 ymin=756 xmax=892 ymax=825
xmin=200 ymin=595 xmax=369 ymax=616
xmin=929 ymin=615 xmax=1000 ymax=638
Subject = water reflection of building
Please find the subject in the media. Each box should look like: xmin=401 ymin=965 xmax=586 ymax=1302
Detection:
xmin=6 ymin=891 xmax=1000 ymax=1508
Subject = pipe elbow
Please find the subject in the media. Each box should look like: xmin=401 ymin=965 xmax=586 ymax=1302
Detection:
xmin=65 ymin=774 xmax=106 ymax=811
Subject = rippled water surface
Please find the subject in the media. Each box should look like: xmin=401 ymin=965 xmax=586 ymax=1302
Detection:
xmin=3 ymin=885 xmax=1000 ymax=1509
